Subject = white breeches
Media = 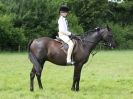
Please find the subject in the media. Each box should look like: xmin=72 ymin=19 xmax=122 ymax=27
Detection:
xmin=59 ymin=34 xmax=70 ymax=43
xmin=59 ymin=34 xmax=74 ymax=62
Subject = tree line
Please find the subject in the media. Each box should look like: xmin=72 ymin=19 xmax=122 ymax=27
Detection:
xmin=0 ymin=0 xmax=132 ymax=51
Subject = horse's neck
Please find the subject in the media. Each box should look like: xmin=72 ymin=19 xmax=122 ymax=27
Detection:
xmin=82 ymin=32 xmax=102 ymax=52
xmin=74 ymin=32 xmax=102 ymax=55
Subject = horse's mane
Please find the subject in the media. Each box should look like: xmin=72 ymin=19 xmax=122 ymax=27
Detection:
xmin=80 ymin=28 xmax=98 ymax=38
xmin=80 ymin=27 xmax=104 ymax=39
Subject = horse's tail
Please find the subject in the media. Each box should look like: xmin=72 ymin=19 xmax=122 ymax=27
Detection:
xmin=28 ymin=40 xmax=41 ymax=74
xmin=27 ymin=40 xmax=33 ymax=52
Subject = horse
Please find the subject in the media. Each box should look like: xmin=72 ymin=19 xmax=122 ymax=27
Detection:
xmin=28 ymin=25 xmax=116 ymax=91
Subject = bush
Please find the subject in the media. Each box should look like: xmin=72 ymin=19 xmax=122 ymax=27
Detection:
xmin=68 ymin=13 xmax=83 ymax=35
xmin=0 ymin=14 xmax=26 ymax=51
xmin=106 ymin=22 xmax=133 ymax=49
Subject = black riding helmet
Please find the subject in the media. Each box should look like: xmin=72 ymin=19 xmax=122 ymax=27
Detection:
xmin=59 ymin=5 xmax=69 ymax=12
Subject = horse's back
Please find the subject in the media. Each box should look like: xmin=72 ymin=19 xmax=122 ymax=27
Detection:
xmin=34 ymin=37 xmax=54 ymax=43
xmin=31 ymin=37 xmax=57 ymax=48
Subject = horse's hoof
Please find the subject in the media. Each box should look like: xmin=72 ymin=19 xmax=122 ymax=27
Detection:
xmin=39 ymin=87 xmax=43 ymax=90
xmin=30 ymin=88 xmax=34 ymax=92
xmin=76 ymin=88 xmax=79 ymax=91
xmin=71 ymin=87 xmax=75 ymax=91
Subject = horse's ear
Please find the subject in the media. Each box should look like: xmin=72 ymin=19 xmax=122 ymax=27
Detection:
xmin=95 ymin=27 xmax=100 ymax=32
xmin=107 ymin=24 xmax=111 ymax=31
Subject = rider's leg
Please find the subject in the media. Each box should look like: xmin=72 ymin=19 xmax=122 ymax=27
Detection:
xmin=58 ymin=34 xmax=74 ymax=64
xmin=67 ymin=40 xmax=74 ymax=63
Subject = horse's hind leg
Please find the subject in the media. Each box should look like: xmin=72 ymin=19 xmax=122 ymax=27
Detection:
xmin=36 ymin=70 xmax=43 ymax=89
xmin=30 ymin=66 xmax=36 ymax=91
xmin=36 ymin=61 xmax=45 ymax=90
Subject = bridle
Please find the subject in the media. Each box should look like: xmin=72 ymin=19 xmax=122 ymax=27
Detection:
xmin=80 ymin=28 xmax=114 ymax=51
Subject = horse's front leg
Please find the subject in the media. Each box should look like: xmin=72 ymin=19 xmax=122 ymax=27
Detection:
xmin=71 ymin=64 xmax=83 ymax=91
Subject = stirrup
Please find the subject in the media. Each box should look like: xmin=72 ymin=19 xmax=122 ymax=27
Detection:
xmin=67 ymin=61 xmax=75 ymax=65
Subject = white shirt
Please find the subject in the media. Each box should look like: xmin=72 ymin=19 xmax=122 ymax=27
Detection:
xmin=58 ymin=16 xmax=71 ymax=36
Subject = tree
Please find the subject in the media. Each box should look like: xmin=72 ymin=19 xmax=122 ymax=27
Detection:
xmin=0 ymin=1 xmax=26 ymax=50
xmin=0 ymin=0 xmax=133 ymax=50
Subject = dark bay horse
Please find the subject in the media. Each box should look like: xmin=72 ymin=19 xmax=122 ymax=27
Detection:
xmin=28 ymin=26 xmax=116 ymax=91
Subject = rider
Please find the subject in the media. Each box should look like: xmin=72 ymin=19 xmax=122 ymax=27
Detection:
xmin=58 ymin=5 xmax=74 ymax=65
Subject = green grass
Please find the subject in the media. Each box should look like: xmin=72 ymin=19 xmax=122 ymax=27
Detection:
xmin=0 ymin=51 xmax=133 ymax=99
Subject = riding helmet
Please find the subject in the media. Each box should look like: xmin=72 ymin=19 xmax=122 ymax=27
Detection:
xmin=59 ymin=5 xmax=69 ymax=12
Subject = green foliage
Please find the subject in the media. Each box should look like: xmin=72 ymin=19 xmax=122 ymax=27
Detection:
xmin=0 ymin=0 xmax=133 ymax=50
xmin=68 ymin=14 xmax=83 ymax=35
xmin=0 ymin=2 xmax=6 ymax=14
xmin=70 ymin=0 xmax=108 ymax=30
xmin=108 ymin=1 xmax=133 ymax=26
xmin=105 ymin=22 xmax=133 ymax=49
xmin=0 ymin=14 xmax=26 ymax=50
xmin=124 ymin=25 xmax=133 ymax=49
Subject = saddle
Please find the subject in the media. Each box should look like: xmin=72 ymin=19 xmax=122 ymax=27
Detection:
xmin=55 ymin=35 xmax=78 ymax=54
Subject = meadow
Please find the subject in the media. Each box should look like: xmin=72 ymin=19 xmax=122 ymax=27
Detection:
xmin=0 ymin=51 xmax=133 ymax=99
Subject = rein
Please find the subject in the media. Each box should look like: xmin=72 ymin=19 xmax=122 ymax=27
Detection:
xmin=82 ymin=39 xmax=96 ymax=43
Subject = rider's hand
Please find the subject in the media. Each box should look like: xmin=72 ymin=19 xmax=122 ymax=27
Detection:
xmin=69 ymin=33 xmax=77 ymax=39
xmin=71 ymin=33 xmax=76 ymax=36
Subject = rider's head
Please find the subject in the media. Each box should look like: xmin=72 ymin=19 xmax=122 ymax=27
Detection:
xmin=59 ymin=5 xmax=69 ymax=17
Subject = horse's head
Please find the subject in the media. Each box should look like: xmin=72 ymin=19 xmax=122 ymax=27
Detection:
xmin=98 ymin=25 xmax=116 ymax=48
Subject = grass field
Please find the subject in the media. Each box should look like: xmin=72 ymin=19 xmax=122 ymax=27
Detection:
xmin=0 ymin=51 xmax=133 ymax=99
